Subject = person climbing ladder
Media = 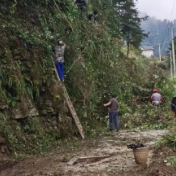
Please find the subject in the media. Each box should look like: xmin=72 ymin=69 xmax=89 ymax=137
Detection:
xmin=54 ymin=39 xmax=66 ymax=81
xmin=52 ymin=39 xmax=85 ymax=139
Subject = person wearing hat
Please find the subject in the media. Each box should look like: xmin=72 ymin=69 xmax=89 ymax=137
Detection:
xmin=171 ymin=90 xmax=176 ymax=117
xmin=54 ymin=39 xmax=66 ymax=81
xmin=75 ymin=0 xmax=87 ymax=12
xmin=103 ymin=94 xmax=119 ymax=132
xmin=150 ymin=88 xmax=162 ymax=105
xmin=87 ymin=10 xmax=98 ymax=23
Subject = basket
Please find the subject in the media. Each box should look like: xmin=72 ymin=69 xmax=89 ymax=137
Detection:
xmin=133 ymin=146 xmax=149 ymax=164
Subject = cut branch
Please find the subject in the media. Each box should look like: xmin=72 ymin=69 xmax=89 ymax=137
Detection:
xmin=67 ymin=155 xmax=111 ymax=165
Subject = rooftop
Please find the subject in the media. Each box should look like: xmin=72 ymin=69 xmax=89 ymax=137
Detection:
xmin=140 ymin=46 xmax=154 ymax=50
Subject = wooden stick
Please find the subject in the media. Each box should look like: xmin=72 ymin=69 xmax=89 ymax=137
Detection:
xmin=136 ymin=96 xmax=150 ymax=100
xmin=67 ymin=155 xmax=111 ymax=165
xmin=66 ymin=56 xmax=82 ymax=75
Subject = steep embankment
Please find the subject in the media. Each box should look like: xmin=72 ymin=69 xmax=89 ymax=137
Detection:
xmin=0 ymin=0 xmax=76 ymax=156
xmin=0 ymin=0 xmax=174 ymax=157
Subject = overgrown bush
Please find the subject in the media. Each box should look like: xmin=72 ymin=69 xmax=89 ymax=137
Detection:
xmin=0 ymin=0 xmax=175 ymax=156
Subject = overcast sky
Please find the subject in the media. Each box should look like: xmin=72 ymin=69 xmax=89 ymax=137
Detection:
xmin=136 ymin=0 xmax=176 ymax=21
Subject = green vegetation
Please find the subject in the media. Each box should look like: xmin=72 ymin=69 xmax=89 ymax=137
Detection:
xmin=166 ymin=156 xmax=176 ymax=166
xmin=0 ymin=0 xmax=175 ymax=157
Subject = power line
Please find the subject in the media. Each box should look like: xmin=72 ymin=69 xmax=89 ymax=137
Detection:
xmin=170 ymin=0 xmax=176 ymax=20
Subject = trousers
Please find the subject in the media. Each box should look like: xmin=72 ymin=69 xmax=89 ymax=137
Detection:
xmin=109 ymin=112 xmax=119 ymax=130
xmin=55 ymin=62 xmax=64 ymax=81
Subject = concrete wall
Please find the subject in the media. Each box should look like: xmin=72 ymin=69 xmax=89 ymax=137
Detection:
xmin=142 ymin=50 xmax=154 ymax=58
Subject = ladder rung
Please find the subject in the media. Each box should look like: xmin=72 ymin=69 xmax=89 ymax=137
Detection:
xmin=59 ymin=79 xmax=85 ymax=139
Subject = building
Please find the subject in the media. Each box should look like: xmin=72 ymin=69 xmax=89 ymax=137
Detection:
xmin=140 ymin=46 xmax=154 ymax=58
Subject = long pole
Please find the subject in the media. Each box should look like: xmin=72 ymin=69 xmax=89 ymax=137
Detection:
xmin=171 ymin=25 xmax=176 ymax=75
xmin=159 ymin=44 xmax=161 ymax=61
xmin=170 ymin=51 xmax=173 ymax=78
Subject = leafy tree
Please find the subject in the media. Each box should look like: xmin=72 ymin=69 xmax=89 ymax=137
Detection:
xmin=112 ymin=0 xmax=148 ymax=56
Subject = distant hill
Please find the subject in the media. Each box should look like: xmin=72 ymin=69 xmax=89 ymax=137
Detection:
xmin=140 ymin=17 xmax=176 ymax=56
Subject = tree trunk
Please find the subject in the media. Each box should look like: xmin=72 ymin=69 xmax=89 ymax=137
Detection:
xmin=127 ymin=41 xmax=130 ymax=58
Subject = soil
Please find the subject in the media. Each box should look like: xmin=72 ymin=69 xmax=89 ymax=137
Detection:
xmin=0 ymin=129 xmax=176 ymax=176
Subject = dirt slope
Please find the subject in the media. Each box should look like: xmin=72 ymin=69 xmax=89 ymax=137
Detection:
xmin=0 ymin=130 xmax=176 ymax=176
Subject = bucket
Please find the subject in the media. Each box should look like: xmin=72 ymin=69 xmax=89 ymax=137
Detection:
xmin=133 ymin=146 xmax=149 ymax=164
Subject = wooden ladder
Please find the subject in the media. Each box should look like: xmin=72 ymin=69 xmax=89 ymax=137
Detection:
xmin=53 ymin=60 xmax=85 ymax=139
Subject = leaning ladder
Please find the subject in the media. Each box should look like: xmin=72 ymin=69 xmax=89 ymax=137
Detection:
xmin=53 ymin=60 xmax=85 ymax=139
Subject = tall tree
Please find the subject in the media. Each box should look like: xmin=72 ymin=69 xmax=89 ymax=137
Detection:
xmin=113 ymin=0 xmax=148 ymax=57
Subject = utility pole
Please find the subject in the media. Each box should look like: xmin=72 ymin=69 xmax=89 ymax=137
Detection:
xmin=159 ymin=44 xmax=161 ymax=61
xmin=171 ymin=25 xmax=176 ymax=75
xmin=170 ymin=51 xmax=173 ymax=78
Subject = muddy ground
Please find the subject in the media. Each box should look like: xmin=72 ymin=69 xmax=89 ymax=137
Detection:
xmin=0 ymin=130 xmax=176 ymax=176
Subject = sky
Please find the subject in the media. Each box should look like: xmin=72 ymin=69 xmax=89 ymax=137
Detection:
xmin=136 ymin=0 xmax=176 ymax=21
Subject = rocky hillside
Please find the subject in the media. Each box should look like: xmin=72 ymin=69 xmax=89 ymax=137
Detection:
xmin=0 ymin=0 xmax=174 ymax=157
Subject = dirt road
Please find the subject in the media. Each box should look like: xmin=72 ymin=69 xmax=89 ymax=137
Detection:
xmin=0 ymin=130 xmax=176 ymax=176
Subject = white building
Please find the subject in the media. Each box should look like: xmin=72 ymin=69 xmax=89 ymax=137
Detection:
xmin=140 ymin=46 xmax=154 ymax=58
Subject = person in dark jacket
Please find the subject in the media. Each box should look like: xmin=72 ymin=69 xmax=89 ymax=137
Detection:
xmin=75 ymin=0 xmax=87 ymax=12
xmin=171 ymin=90 xmax=176 ymax=117
xmin=87 ymin=10 xmax=98 ymax=22
xmin=103 ymin=94 xmax=119 ymax=132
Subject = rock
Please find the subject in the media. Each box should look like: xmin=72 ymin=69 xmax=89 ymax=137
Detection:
xmin=0 ymin=105 xmax=8 ymax=110
xmin=28 ymin=108 xmax=39 ymax=117
xmin=1 ymin=146 xmax=6 ymax=153
xmin=12 ymin=97 xmax=39 ymax=119
xmin=0 ymin=135 xmax=8 ymax=154
xmin=41 ymin=110 xmax=47 ymax=115
xmin=12 ymin=109 xmax=24 ymax=119
xmin=0 ymin=137 xmax=5 ymax=144
xmin=166 ymin=162 xmax=172 ymax=166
